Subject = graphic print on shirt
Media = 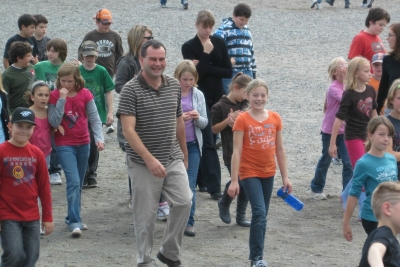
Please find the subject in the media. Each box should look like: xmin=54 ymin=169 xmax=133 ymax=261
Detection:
xmin=63 ymin=111 xmax=80 ymax=129
xmin=376 ymin=164 xmax=398 ymax=182
xmin=84 ymin=77 xmax=103 ymax=112
xmin=371 ymin=42 xmax=385 ymax=53
xmin=393 ymin=132 xmax=400 ymax=152
xmin=248 ymin=123 xmax=275 ymax=149
xmin=95 ymin=40 xmax=114 ymax=58
xmin=357 ymin=97 xmax=373 ymax=117
xmin=44 ymin=72 xmax=57 ymax=90
xmin=3 ymin=156 xmax=36 ymax=186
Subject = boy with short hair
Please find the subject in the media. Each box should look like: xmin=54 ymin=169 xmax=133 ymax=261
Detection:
xmin=214 ymin=3 xmax=256 ymax=94
xmin=3 ymin=14 xmax=39 ymax=69
xmin=79 ymin=41 xmax=114 ymax=187
xmin=2 ymin=41 xmax=36 ymax=113
xmin=0 ymin=107 xmax=53 ymax=267
xmin=368 ymin=53 xmax=384 ymax=93
xmin=358 ymin=181 xmax=400 ymax=266
xmin=348 ymin=7 xmax=390 ymax=63
xmin=33 ymin=14 xmax=51 ymax=62
xmin=78 ymin=8 xmax=123 ymax=77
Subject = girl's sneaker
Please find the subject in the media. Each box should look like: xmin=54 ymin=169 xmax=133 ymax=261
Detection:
xmin=251 ymin=260 xmax=268 ymax=267
xmin=157 ymin=202 xmax=169 ymax=221
xmin=71 ymin=228 xmax=82 ymax=238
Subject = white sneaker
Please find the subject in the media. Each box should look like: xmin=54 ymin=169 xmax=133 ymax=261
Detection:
xmin=360 ymin=3 xmax=367 ymax=7
xmin=157 ymin=202 xmax=169 ymax=221
xmin=252 ymin=260 xmax=268 ymax=267
xmin=366 ymin=0 xmax=373 ymax=7
xmin=311 ymin=191 xmax=327 ymax=200
xmin=316 ymin=3 xmax=321 ymax=9
xmin=331 ymin=157 xmax=342 ymax=165
xmin=71 ymin=228 xmax=82 ymax=237
xmin=310 ymin=0 xmax=318 ymax=8
xmin=106 ymin=125 xmax=114 ymax=134
xmin=50 ymin=173 xmax=62 ymax=185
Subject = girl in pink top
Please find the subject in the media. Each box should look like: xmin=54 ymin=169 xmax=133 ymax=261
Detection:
xmin=310 ymin=57 xmax=353 ymax=200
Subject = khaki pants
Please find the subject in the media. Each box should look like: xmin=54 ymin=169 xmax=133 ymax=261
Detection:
xmin=127 ymin=158 xmax=192 ymax=266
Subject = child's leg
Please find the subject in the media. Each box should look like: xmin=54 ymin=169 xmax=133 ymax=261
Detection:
xmin=336 ymin=135 xmax=353 ymax=191
xmin=361 ymin=219 xmax=378 ymax=235
xmin=310 ymin=132 xmax=332 ymax=193
xmin=21 ymin=220 xmax=40 ymax=266
xmin=186 ymin=141 xmax=201 ymax=228
xmin=85 ymin=124 xmax=99 ymax=185
xmin=242 ymin=177 xmax=274 ymax=261
xmin=344 ymin=139 xmax=365 ymax=168
xmin=1 ymin=220 xmax=26 ymax=266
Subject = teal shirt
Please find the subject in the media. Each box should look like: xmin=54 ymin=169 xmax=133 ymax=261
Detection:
xmin=79 ymin=65 xmax=114 ymax=123
xmin=34 ymin=61 xmax=62 ymax=90
xmin=349 ymin=153 xmax=398 ymax=222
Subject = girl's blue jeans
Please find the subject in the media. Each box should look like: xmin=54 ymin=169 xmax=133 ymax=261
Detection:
xmin=242 ymin=177 xmax=274 ymax=261
xmin=186 ymin=140 xmax=200 ymax=227
xmin=56 ymin=144 xmax=90 ymax=231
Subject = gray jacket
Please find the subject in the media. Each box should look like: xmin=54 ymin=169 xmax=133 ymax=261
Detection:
xmin=190 ymin=87 xmax=208 ymax=154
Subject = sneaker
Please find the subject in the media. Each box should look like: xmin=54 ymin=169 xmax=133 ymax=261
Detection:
xmin=215 ymin=139 xmax=222 ymax=149
xmin=161 ymin=4 xmax=167 ymax=8
xmin=366 ymin=0 xmax=373 ymax=7
xmin=182 ymin=0 xmax=188 ymax=9
xmin=360 ymin=3 xmax=367 ymax=7
xmin=157 ymin=202 xmax=169 ymax=221
xmin=87 ymin=178 xmax=98 ymax=188
xmin=81 ymin=224 xmax=88 ymax=230
xmin=311 ymin=0 xmax=318 ymax=8
xmin=325 ymin=0 xmax=334 ymax=6
xmin=106 ymin=125 xmax=114 ymax=134
xmin=50 ymin=173 xmax=62 ymax=185
xmin=331 ymin=157 xmax=342 ymax=165
xmin=316 ymin=3 xmax=321 ymax=9
xmin=71 ymin=228 xmax=82 ymax=238
xmin=345 ymin=1 xmax=350 ymax=8
xmin=252 ymin=260 xmax=268 ymax=267
xmin=311 ymin=191 xmax=327 ymax=200
xmin=40 ymin=227 xmax=45 ymax=235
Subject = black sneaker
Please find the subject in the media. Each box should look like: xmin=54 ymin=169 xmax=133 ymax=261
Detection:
xmin=210 ymin=192 xmax=223 ymax=200
xmin=83 ymin=178 xmax=88 ymax=188
xmin=87 ymin=178 xmax=98 ymax=188
xmin=182 ymin=0 xmax=188 ymax=9
xmin=366 ymin=0 xmax=373 ymax=8
xmin=345 ymin=1 xmax=350 ymax=8
xmin=325 ymin=0 xmax=334 ymax=6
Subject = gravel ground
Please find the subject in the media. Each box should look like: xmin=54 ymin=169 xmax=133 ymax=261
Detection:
xmin=1 ymin=0 xmax=400 ymax=266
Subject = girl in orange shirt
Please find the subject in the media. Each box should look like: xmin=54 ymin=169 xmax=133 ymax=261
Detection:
xmin=228 ymin=79 xmax=292 ymax=267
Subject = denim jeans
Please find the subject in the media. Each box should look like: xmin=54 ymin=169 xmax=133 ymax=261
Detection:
xmin=186 ymin=141 xmax=200 ymax=227
xmin=310 ymin=132 xmax=353 ymax=193
xmin=1 ymin=220 xmax=40 ymax=267
xmin=222 ymin=69 xmax=253 ymax=95
xmin=48 ymin=136 xmax=61 ymax=175
xmin=242 ymin=177 xmax=274 ymax=261
xmin=225 ymin=164 xmax=245 ymax=192
xmin=86 ymin=123 xmax=99 ymax=180
xmin=160 ymin=0 xmax=188 ymax=5
xmin=340 ymin=179 xmax=366 ymax=219
xmin=56 ymin=144 xmax=90 ymax=231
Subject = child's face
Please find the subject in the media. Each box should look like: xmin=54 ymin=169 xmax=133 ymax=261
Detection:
xmin=390 ymin=90 xmax=400 ymax=114
xmin=356 ymin=63 xmax=372 ymax=84
xmin=233 ymin=86 xmax=246 ymax=102
xmin=18 ymin=52 xmax=33 ymax=67
xmin=21 ymin=24 xmax=36 ymax=37
xmin=8 ymin=122 xmax=34 ymax=145
xmin=232 ymin=16 xmax=249 ymax=29
xmin=31 ymin=86 xmax=50 ymax=109
xmin=83 ymin=55 xmax=97 ymax=66
xmin=60 ymin=74 xmax=76 ymax=92
xmin=196 ymin=23 xmax=213 ymax=40
xmin=368 ymin=19 xmax=387 ymax=36
xmin=96 ymin=21 xmax=111 ymax=33
xmin=35 ymin=23 xmax=47 ymax=37
xmin=247 ymin=86 xmax=268 ymax=110
xmin=372 ymin=62 xmax=382 ymax=78
xmin=179 ymin=71 xmax=195 ymax=92
xmin=46 ymin=47 xmax=60 ymax=63
xmin=387 ymin=28 xmax=397 ymax=50
xmin=334 ymin=60 xmax=348 ymax=80
xmin=368 ymin=124 xmax=390 ymax=152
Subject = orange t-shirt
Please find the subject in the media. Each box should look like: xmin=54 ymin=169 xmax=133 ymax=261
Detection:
xmin=368 ymin=76 xmax=380 ymax=94
xmin=233 ymin=111 xmax=283 ymax=180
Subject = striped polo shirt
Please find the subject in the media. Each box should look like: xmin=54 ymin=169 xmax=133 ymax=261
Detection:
xmin=117 ymin=70 xmax=183 ymax=166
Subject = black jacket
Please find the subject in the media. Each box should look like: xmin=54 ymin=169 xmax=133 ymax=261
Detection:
xmin=0 ymin=91 xmax=10 ymax=141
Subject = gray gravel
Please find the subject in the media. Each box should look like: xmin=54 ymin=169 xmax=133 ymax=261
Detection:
xmin=1 ymin=0 xmax=400 ymax=266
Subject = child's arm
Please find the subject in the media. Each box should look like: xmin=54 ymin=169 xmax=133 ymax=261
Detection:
xmin=329 ymin=118 xmax=344 ymax=158
xmin=228 ymin=130 xmax=244 ymax=198
xmin=2 ymin=58 xmax=9 ymax=69
xmin=387 ymin=138 xmax=400 ymax=161
xmin=342 ymin=196 xmax=358 ymax=241
xmin=105 ymin=91 xmax=114 ymax=126
xmin=86 ymin=99 xmax=105 ymax=151
xmin=192 ymin=91 xmax=208 ymax=130
xmin=367 ymin=243 xmax=387 ymax=267
xmin=176 ymin=115 xmax=188 ymax=169
xmin=48 ymin=88 xmax=68 ymax=127
xmin=275 ymin=130 xmax=292 ymax=193
xmin=370 ymin=109 xmax=378 ymax=118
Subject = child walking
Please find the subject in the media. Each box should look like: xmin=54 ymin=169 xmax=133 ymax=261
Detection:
xmin=211 ymin=72 xmax=252 ymax=226
xmin=310 ymin=57 xmax=353 ymax=200
xmin=0 ymin=73 xmax=10 ymax=143
xmin=174 ymin=60 xmax=208 ymax=237
xmin=342 ymin=116 xmax=398 ymax=240
xmin=228 ymin=79 xmax=292 ymax=267
xmin=48 ymin=62 xmax=104 ymax=237
xmin=0 ymin=107 xmax=53 ymax=266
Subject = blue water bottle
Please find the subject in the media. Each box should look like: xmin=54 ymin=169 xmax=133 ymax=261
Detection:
xmin=277 ymin=187 xmax=304 ymax=211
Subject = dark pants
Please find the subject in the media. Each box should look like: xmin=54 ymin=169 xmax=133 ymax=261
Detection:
xmin=1 ymin=220 xmax=40 ymax=267
xmin=225 ymin=164 xmax=245 ymax=192
xmin=197 ymin=105 xmax=221 ymax=194
xmin=48 ymin=137 xmax=61 ymax=175
xmin=361 ymin=219 xmax=378 ymax=235
xmin=86 ymin=124 xmax=99 ymax=180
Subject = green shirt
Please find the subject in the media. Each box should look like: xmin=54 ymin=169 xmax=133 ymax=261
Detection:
xmin=79 ymin=64 xmax=114 ymax=123
xmin=34 ymin=61 xmax=62 ymax=90
xmin=2 ymin=64 xmax=35 ymax=113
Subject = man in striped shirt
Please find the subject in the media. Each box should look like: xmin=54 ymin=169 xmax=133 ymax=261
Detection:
xmin=117 ymin=39 xmax=191 ymax=267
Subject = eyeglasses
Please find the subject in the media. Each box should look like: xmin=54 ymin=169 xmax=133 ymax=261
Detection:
xmin=388 ymin=34 xmax=396 ymax=38
xmin=339 ymin=63 xmax=348 ymax=68
xmin=143 ymin=36 xmax=154 ymax=40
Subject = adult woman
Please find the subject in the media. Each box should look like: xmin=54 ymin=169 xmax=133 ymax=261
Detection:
xmin=377 ymin=23 xmax=400 ymax=114
xmin=182 ymin=10 xmax=232 ymax=200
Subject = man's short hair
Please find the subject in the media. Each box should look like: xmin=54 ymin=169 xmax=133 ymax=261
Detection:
xmin=233 ymin=3 xmax=252 ymax=18
xmin=372 ymin=182 xmax=400 ymax=220
xmin=33 ymin=14 xmax=48 ymax=25
xmin=18 ymin=14 xmax=37 ymax=30
xmin=8 ymin=41 xmax=32 ymax=63
xmin=46 ymin=38 xmax=68 ymax=62
xmin=140 ymin=39 xmax=166 ymax=58
xmin=365 ymin=7 xmax=390 ymax=27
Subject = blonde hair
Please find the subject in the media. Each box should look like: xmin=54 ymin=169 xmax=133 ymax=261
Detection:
xmin=345 ymin=56 xmax=370 ymax=90
xmin=56 ymin=62 xmax=85 ymax=92
xmin=228 ymin=72 xmax=252 ymax=92
xmin=385 ymin=79 xmax=400 ymax=110
xmin=328 ymin=57 xmax=346 ymax=82
xmin=0 ymin=71 xmax=5 ymax=93
xmin=365 ymin=116 xmax=394 ymax=152
xmin=196 ymin=10 xmax=215 ymax=27
xmin=372 ymin=181 xmax=400 ymax=220
xmin=126 ymin=25 xmax=153 ymax=57
xmin=173 ymin=60 xmax=198 ymax=85
xmin=245 ymin=78 xmax=269 ymax=106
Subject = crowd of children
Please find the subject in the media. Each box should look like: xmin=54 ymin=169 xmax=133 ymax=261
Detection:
xmin=0 ymin=3 xmax=400 ymax=267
